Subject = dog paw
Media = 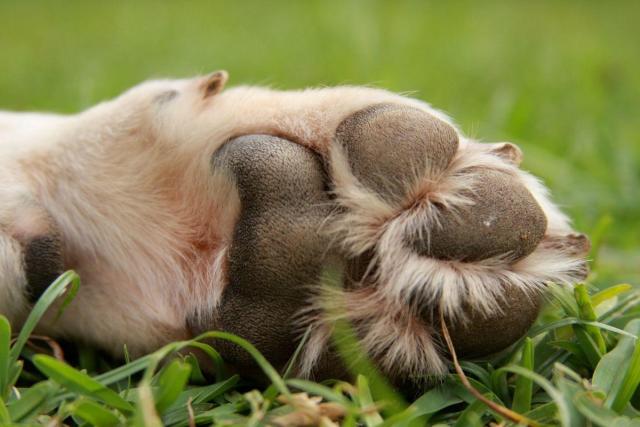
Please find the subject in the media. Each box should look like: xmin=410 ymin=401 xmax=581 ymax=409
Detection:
xmin=298 ymin=102 xmax=589 ymax=381
xmin=202 ymin=103 xmax=589 ymax=383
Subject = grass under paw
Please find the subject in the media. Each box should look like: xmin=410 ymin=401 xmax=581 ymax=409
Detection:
xmin=1 ymin=271 xmax=640 ymax=426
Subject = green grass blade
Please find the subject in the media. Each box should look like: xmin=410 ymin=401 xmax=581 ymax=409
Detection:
xmin=77 ymin=344 xmax=99 ymax=375
xmin=554 ymin=373 xmax=587 ymax=427
xmin=0 ymin=395 xmax=9 ymax=423
xmin=599 ymin=294 xmax=640 ymax=323
xmin=33 ymin=354 xmax=133 ymax=413
xmin=153 ymin=359 xmax=191 ymax=414
xmin=593 ymin=319 xmax=640 ymax=402
xmin=263 ymin=327 xmax=310 ymax=402
xmin=575 ymin=284 xmax=607 ymax=354
xmin=607 ymin=338 xmax=640 ymax=412
xmin=453 ymin=398 xmax=486 ymax=427
xmin=282 ymin=326 xmax=311 ymax=380
xmin=498 ymin=365 xmax=571 ymax=427
xmin=459 ymin=362 xmax=492 ymax=388
xmin=524 ymin=401 xmax=558 ymax=424
xmin=357 ymin=374 xmax=384 ymax=427
xmin=261 ymin=327 xmax=310 ymax=401
xmin=406 ymin=385 xmax=462 ymax=421
xmin=183 ymin=354 xmax=206 ymax=384
xmin=489 ymin=368 xmax=511 ymax=406
xmin=582 ymin=321 xmax=639 ymax=338
xmin=376 ymin=408 xmax=418 ymax=427
xmin=0 ymin=316 xmax=11 ymax=398
xmin=9 ymin=271 xmax=79 ymax=364
xmin=166 ymin=374 xmax=239 ymax=411
xmin=574 ymin=392 xmax=640 ymax=427
xmin=530 ymin=317 xmax=637 ymax=339
xmin=68 ymin=398 xmax=122 ymax=427
xmin=547 ymin=340 xmax=588 ymax=367
xmin=195 ymin=331 xmax=289 ymax=396
xmin=133 ymin=383 xmax=163 ymax=427
xmin=6 ymin=381 xmax=56 ymax=423
xmin=574 ymin=326 xmax=604 ymax=368
xmin=547 ymin=284 xmax=580 ymax=317
xmin=180 ymin=341 xmax=225 ymax=381
xmin=512 ymin=337 xmax=534 ymax=413
xmin=94 ymin=355 xmax=154 ymax=386
xmin=591 ymin=284 xmax=632 ymax=307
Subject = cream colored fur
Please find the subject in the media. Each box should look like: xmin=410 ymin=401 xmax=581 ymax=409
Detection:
xmin=0 ymin=72 xmax=586 ymax=378
xmin=0 ymin=73 xmax=438 ymax=356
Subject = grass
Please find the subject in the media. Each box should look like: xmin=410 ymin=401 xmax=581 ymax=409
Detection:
xmin=1 ymin=0 xmax=639 ymax=425
xmin=2 ymin=272 xmax=640 ymax=425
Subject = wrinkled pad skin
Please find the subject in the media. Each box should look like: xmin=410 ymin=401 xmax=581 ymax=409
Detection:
xmin=208 ymin=135 xmax=332 ymax=373
xmin=24 ymin=234 xmax=64 ymax=303
xmin=335 ymin=103 xmax=459 ymax=203
xmin=412 ymin=169 xmax=548 ymax=262
xmin=439 ymin=286 xmax=542 ymax=358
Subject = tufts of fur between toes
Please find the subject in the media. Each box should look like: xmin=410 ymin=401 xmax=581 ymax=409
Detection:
xmin=296 ymin=104 xmax=591 ymax=380
xmin=296 ymin=283 xmax=448 ymax=381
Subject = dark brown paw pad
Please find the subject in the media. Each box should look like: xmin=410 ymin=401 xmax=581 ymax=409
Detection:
xmin=335 ymin=103 xmax=459 ymax=203
xmin=442 ymin=285 xmax=542 ymax=358
xmin=205 ymin=135 xmax=332 ymax=371
xmin=23 ymin=234 xmax=64 ymax=303
xmin=411 ymin=168 xmax=548 ymax=262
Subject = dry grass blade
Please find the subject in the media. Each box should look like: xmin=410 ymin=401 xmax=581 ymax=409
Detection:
xmin=439 ymin=307 xmax=540 ymax=427
xmin=187 ymin=397 xmax=196 ymax=427
xmin=25 ymin=335 xmax=65 ymax=362
xmin=273 ymin=393 xmax=345 ymax=427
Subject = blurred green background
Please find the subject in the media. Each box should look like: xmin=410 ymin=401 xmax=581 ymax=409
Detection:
xmin=1 ymin=0 xmax=638 ymax=283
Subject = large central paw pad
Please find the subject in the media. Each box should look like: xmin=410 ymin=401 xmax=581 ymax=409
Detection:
xmin=205 ymin=135 xmax=332 ymax=372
